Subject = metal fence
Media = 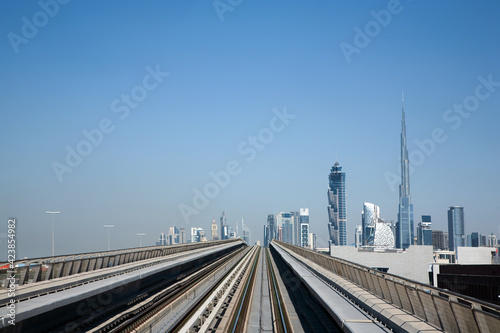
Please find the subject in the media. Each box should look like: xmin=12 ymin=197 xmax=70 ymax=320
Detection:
xmin=1 ymin=239 xmax=242 ymax=287
xmin=273 ymin=240 xmax=500 ymax=333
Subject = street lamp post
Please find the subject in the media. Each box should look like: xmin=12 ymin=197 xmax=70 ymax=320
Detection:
xmin=103 ymin=225 xmax=114 ymax=251
xmin=45 ymin=211 xmax=60 ymax=256
xmin=137 ymin=233 xmax=145 ymax=247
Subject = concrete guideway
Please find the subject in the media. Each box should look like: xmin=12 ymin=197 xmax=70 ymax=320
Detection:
xmin=0 ymin=240 xmax=246 ymax=332
xmin=271 ymin=241 xmax=391 ymax=333
xmin=272 ymin=240 xmax=500 ymax=333
xmin=0 ymin=239 xmax=241 ymax=288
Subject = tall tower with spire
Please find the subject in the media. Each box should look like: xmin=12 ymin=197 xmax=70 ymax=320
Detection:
xmin=328 ymin=162 xmax=347 ymax=246
xmin=396 ymin=94 xmax=414 ymax=249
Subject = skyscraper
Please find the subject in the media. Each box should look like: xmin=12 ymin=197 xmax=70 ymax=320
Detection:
xmin=417 ymin=215 xmax=432 ymax=246
xmin=471 ymin=232 xmax=479 ymax=247
xmin=327 ymin=162 xmax=347 ymax=246
xmin=264 ymin=214 xmax=276 ymax=247
xmin=448 ymin=206 xmax=465 ymax=252
xmin=361 ymin=202 xmax=394 ymax=249
xmin=299 ymin=208 xmax=309 ymax=248
xmin=211 ymin=218 xmax=219 ymax=241
xmin=396 ymin=95 xmax=414 ymax=249
xmin=276 ymin=212 xmax=294 ymax=245
xmin=220 ymin=211 xmax=228 ymax=240
xmin=362 ymin=202 xmax=379 ymax=246
xmin=241 ymin=217 xmax=251 ymax=244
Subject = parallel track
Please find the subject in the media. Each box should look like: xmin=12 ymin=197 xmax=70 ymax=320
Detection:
xmin=266 ymin=247 xmax=292 ymax=333
xmin=98 ymin=246 xmax=248 ymax=333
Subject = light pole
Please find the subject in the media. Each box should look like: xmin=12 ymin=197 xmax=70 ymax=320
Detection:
xmin=45 ymin=211 xmax=60 ymax=256
xmin=137 ymin=233 xmax=145 ymax=247
xmin=103 ymin=225 xmax=114 ymax=251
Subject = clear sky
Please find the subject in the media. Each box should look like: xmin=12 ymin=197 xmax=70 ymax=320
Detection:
xmin=1 ymin=1 xmax=499 ymax=258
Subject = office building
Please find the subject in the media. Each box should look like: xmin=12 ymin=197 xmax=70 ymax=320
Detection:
xmin=179 ymin=227 xmax=186 ymax=244
xmin=432 ymin=230 xmax=447 ymax=250
xmin=211 ymin=218 xmax=219 ymax=241
xmin=241 ymin=217 xmax=251 ymax=244
xmin=417 ymin=215 xmax=432 ymax=246
xmin=168 ymin=226 xmax=179 ymax=245
xmin=156 ymin=232 xmax=166 ymax=246
xmin=448 ymin=206 xmax=465 ymax=253
xmin=362 ymin=203 xmax=379 ymax=246
xmin=361 ymin=203 xmax=394 ymax=249
xmin=355 ymin=225 xmax=362 ymax=248
xmin=308 ymin=233 xmax=317 ymax=251
xmin=488 ymin=233 xmax=498 ymax=247
xmin=264 ymin=214 xmax=276 ymax=247
xmin=299 ymin=208 xmax=309 ymax=248
xmin=276 ymin=212 xmax=294 ymax=245
xmin=480 ymin=234 xmax=487 ymax=247
xmin=396 ymin=95 xmax=414 ymax=249
xmin=191 ymin=227 xmax=204 ymax=243
xmin=327 ymin=162 xmax=347 ymax=246
xmin=471 ymin=232 xmax=479 ymax=247
xmin=220 ymin=211 xmax=228 ymax=240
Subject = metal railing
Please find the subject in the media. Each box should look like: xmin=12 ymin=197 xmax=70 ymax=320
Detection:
xmin=273 ymin=240 xmax=500 ymax=333
xmin=0 ymin=239 xmax=243 ymax=287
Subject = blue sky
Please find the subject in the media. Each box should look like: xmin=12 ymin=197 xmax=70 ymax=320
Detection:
xmin=1 ymin=1 xmax=500 ymax=258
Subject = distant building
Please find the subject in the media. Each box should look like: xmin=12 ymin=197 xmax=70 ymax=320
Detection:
xmin=276 ymin=212 xmax=294 ymax=245
xmin=211 ymin=218 xmax=219 ymax=241
xmin=179 ymin=227 xmax=186 ymax=244
xmin=417 ymin=215 xmax=432 ymax=246
xmin=396 ymin=97 xmax=414 ymax=249
xmin=432 ymin=230 xmax=448 ymax=250
xmin=299 ymin=208 xmax=309 ymax=248
xmin=241 ymin=218 xmax=251 ymax=244
xmin=327 ymin=162 xmax=347 ymax=246
xmin=292 ymin=211 xmax=300 ymax=246
xmin=488 ymin=233 xmax=498 ymax=247
xmin=471 ymin=232 xmax=479 ymax=247
xmin=156 ymin=232 xmax=166 ymax=246
xmin=354 ymin=225 xmax=362 ymax=248
xmin=308 ymin=233 xmax=317 ymax=251
xmin=191 ymin=227 xmax=204 ymax=243
xmin=220 ymin=211 xmax=228 ymax=240
xmin=264 ymin=214 xmax=276 ymax=247
xmin=168 ymin=226 xmax=179 ymax=245
xmin=480 ymin=234 xmax=487 ymax=247
xmin=362 ymin=203 xmax=379 ymax=246
xmin=361 ymin=203 xmax=395 ymax=249
xmin=448 ymin=206 xmax=465 ymax=253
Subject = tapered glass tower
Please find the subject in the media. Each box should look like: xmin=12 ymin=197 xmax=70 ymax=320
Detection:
xmin=328 ymin=162 xmax=347 ymax=245
xmin=396 ymin=94 xmax=414 ymax=249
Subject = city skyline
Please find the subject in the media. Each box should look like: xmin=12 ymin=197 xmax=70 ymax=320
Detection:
xmin=2 ymin=2 xmax=500 ymax=258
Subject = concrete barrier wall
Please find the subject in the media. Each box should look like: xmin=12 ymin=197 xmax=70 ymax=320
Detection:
xmin=273 ymin=240 xmax=500 ymax=333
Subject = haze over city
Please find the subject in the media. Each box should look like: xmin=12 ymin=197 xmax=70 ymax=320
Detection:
xmin=2 ymin=1 xmax=500 ymax=258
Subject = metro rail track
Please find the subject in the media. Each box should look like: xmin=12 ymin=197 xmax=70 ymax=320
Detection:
xmin=92 ymin=246 xmax=250 ymax=333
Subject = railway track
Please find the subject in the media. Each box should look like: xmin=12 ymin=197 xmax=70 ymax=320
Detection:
xmin=90 ymin=246 xmax=250 ymax=332
xmin=266 ymin=247 xmax=293 ymax=333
